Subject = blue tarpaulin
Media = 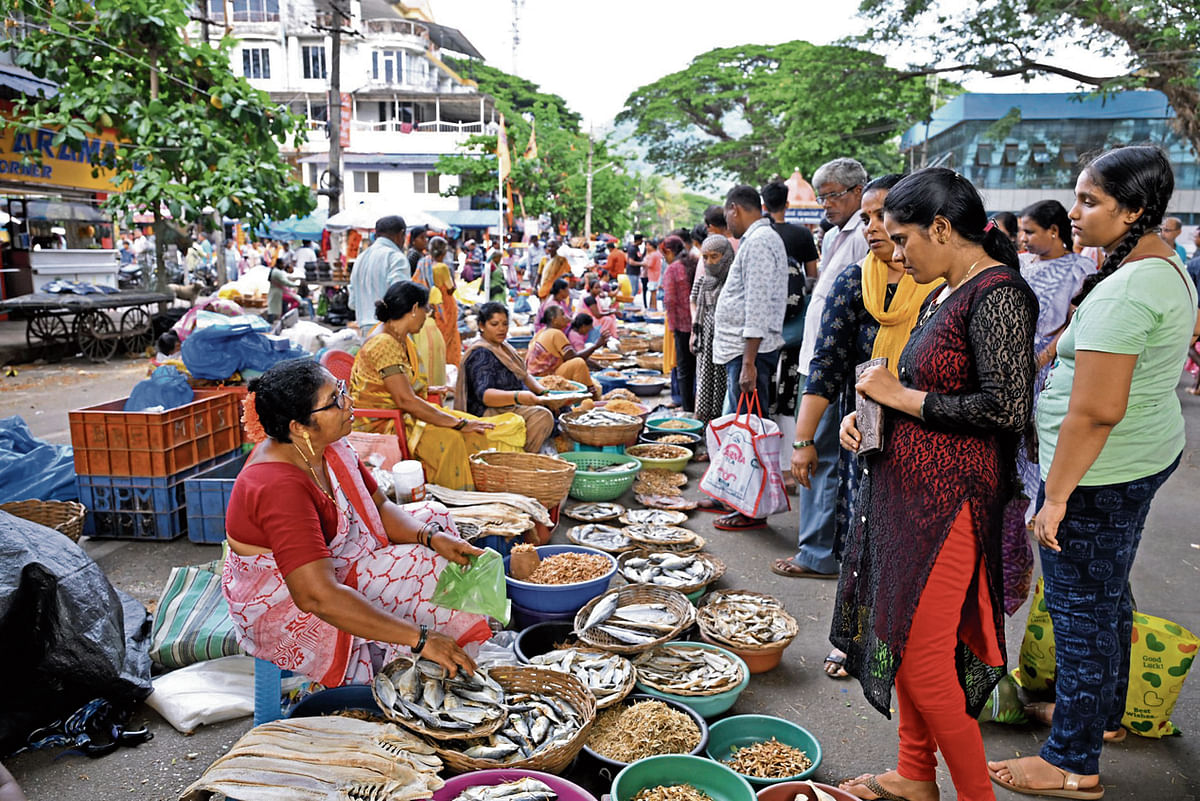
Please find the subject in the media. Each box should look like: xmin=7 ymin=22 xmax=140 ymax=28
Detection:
xmin=0 ymin=416 xmax=77 ymax=502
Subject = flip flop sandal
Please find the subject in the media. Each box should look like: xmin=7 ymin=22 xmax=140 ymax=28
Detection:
xmin=714 ymin=512 xmax=766 ymax=531
xmin=840 ymin=775 xmax=914 ymax=801
xmin=770 ymin=558 xmax=838 ymax=579
xmin=823 ymin=650 xmax=850 ymax=679
xmin=697 ymin=497 xmax=732 ymax=513
xmin=987 ymin=760 xmax=1104 ymax=799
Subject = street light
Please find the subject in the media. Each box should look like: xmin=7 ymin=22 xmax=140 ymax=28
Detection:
xmin=584 ymin=135 xmax=618 ymax=242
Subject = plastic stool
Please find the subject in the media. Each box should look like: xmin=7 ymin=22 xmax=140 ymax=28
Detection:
xmin=253 ymin=657 xmax=292 ymax=725
xmin=571 ymin=443 xmax=626 ymax=454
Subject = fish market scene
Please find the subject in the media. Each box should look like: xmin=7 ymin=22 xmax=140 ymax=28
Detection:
xmin=1 ymin=0 xmax=1199 ymax=800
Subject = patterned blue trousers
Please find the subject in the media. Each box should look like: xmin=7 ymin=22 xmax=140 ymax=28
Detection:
xmin=1038 ymin=453 xmax=1179 ymax=775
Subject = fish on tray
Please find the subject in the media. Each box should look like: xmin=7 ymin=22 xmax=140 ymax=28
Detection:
xmin=621 ymin=552 xmax=714 ymax=589
xmin=577 ymin=594 xmax=683 ymax=646
xmin=529 ymin=648 xmax=633 ymax=706
xmin=624 ymin=524 xmax=696 ymax=545
xmin=633 ymin=494 xmax=698 ymax=511
xmin=619 ymin=509 xmax=689 ymax=527
xmin=633 ymin=644 xmax=745 ymax=696
xmin=568 ymin=524 xmax=633 ymax=552
xmin=564 ymin=502 xmax=624 ymax=522
xmin=453 ymin=692 xmax=584 ymax=763
xmin=570 ymin=409 xmax=642 ymax=426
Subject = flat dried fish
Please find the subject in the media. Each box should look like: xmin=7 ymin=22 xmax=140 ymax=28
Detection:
xmin=564 ymin=502 xmax=624 ymax=522
xmin=633 ymin=494 xmax=698 ymax=511
xmin=619 ymin=509 xmax=688 ymax=527
xmin=426 ymin=485 xmax=551 ymax=525
xmin=567 ymin=523 xmax=633 ymax=552
xmin=624 ymin=525 xmax=697 ymax=546
xmin=634 ymin=644 xmax=744 ymax=696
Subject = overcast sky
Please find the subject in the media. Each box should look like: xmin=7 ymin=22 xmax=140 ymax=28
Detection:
xmin=430 ymin=0 xmax=1123 ymax=130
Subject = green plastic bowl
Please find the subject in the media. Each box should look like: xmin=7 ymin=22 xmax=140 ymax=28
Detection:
xmin=634 ymin=641 xmax=750 ymax=719
xmin=625 ymin=444 xmax=692 ymax=472
xmin=705 ymin=715 xmax=822 ymax=785
xmin=558 ymin=452 xmax=642 ymax=501
xmin=613 ymin=755 xmax=756 ymax=801
xmin=647 ymin=417 xmax=705 ymax=435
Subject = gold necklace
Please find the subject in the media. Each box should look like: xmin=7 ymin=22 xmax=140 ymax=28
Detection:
xmin=292 ymin=442 xmax=335 ymax=502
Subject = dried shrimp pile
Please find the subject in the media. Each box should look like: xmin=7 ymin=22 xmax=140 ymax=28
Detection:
xmin=634 ymin=472 xmax=684 ymax=496
xmin=628 ymin=444 xmax=688 ymax=460
xmin=653 ymin=420 xmax=695 ymax=430
xmin=588 ymin=700 xmax=700 ymax=762
xmin=723 ymin=737 xmax=813 ymax=777
xmin=539 ymin=375 xmax=579 ymax=391
xmin=524 ymin=552 xmax=612 ymax=584
xmin=655 ymin=434 xmax=697 ymax=444
xmin=632 ymin=786 xmax=713 ymax=801
xmin=602 ymin=399 xmax=643 ymax=415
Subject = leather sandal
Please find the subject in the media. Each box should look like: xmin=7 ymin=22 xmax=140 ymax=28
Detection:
xmin=987 ymin=758 xmax=1104 ymax=799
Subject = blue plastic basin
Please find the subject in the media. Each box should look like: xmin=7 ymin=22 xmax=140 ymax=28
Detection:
xmin=503 ymin=544 xmax=616 ymax=614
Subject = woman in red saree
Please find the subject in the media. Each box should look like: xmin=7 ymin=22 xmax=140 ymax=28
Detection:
xmin=222 ymin=358 xmax=491 ymax=686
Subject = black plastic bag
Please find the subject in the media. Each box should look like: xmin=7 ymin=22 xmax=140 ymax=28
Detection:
xmin=0 ymin=511 xmax=153 ymax=756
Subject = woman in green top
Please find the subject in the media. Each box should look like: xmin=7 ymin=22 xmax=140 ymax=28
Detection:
xmin=989 ymin=146 xmax=1199 ymax=798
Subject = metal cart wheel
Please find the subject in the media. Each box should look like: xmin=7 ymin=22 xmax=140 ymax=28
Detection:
xmin=74 ymin=310 xmax=120 ymax=362
xmin=25 ymin=311 xmax=73 ymax=361
xmin=119 ymin=306 xmax=154 ymax=355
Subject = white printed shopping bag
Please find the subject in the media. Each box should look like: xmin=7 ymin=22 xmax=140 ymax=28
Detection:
xmin=700 ymin=390 xmax=790 ymax=518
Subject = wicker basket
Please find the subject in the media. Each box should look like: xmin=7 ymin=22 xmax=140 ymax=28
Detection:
xmin=647 ymin=335 xmax=665 ymax=352
xmin=696 ymin=599 xmax=799 ymax=652
xmin=468 ymin=450 xmax=576 ymax=510
xmin=531 ymin=647 xmax=637 ymax=710
xmin=430 ymin=665 xmax=597 ymax=774
xmin=558 ymin=452 xmax=642 ymax=502
xmin=618 ymin=336 xmax=651 ymax=355
xmin=698 ymin=588 xmax=785 ymax=610
xmin=573 ymin=585 xmax=696 ymax=655
xmin=617 ymin=550 xmax=726 ymax=596
xmin=370 ymin=656 xmax=507 ymax=741
xmin=560 ymin=409 xmax=644 ymax=448
xmin=0 ymin=499 xmax=86 ymax=542
xmin=635 ymin=353 xmax=664 ymax=372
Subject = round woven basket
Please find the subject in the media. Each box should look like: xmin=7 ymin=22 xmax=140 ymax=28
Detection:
xmin=469 ymin=450 xmax=576 ymax=510
xmin=531 ymin=647 xmax=637 ymax=710
xmin=696 ymin=599 xmax=799 ymax=652
xmin=430 ymin=665 xmax=597 ymax=774
xmin=573 ymin=585 xmax=697 ymax=655
xmin=698 ymin=588 xmax=785 ymax=610
xmin=618 ymin=336 xmax=651 ymax=355
xmin=560 ymin=409 xmax=644 ymax=447
xmin=0 ymin=499 xmax=86 ymax=542
xmin=617 ymin=550 xmax=726 ymax=596
xmin=370 ymin=656 xmax=507 ymax=741
xmin=635 ymin=353 xmax=664 ymax=372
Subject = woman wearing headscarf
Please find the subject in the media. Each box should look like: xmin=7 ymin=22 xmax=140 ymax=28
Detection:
xmin=414 ymin=236 xmax=461 ymax=366
xmin=536 ymin=240 xmax=570 ymax=299
xmin=690 ymin=235 xmax=734 ymax=423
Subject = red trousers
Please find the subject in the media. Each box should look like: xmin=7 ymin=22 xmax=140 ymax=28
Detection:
xmin=895 ymin=505 xmax=998 ymax=800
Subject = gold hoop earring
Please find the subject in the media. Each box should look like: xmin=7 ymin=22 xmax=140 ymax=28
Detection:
xmin=302 ymin=431 xmax=315 ymax=458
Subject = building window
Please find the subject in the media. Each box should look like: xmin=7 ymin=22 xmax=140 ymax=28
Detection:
xmin=408 ymin=52 xmax=430 ymax=84
xmin=413 ymin=172 xmax=440 ymax=194
xmin=354 ymin=171 xmax=380 ymax=194
xmin=242 ymin=48 xmax=271 ymax=79
xmin=1002 ymin=143 xmax=1020 ymax=165
xmin=302 ymin=45 xmax=327 ymax=80
xmin=211 ymin=0 xmax=280 ymax=22
xmin=1060 ymin=144 xmax=1079 ymax=166
xmin=372 ymin=50 xmax=405 ymax=84
xmin=974 ymin=144 xmax=992 ymax=166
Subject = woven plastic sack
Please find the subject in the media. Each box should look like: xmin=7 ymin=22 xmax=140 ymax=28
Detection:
xmin=149 ymin=560 xmax=241 ymax=670
xmin=431 ymin=548 xmax=510 ymax=625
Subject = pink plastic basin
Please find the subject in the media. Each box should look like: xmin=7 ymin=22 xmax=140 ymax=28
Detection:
xmin=433 ymin=769 xmax=598 ymax=801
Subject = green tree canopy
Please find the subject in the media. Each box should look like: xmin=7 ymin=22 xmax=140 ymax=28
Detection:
xmin=2 ymin=0 xmax=314 ymax=241
xmin=436 ymin=57 xmax=636 ymax=237
xmin=617 ymin=41 xmax=949 ymax=189
xmin=855 ymin=0 xmax=1200 ymax=155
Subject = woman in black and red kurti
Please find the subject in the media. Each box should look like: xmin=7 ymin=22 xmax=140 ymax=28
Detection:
xmin=833 ymin=168 xmax=1036 ymax=801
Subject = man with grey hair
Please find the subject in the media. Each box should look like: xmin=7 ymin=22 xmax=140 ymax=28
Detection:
xmin=1161 ymin=216 xmax=1187 ymax=261
xmin=774 ymin=158 xmax=869 ymax=591
xmin=348 ymin=214 xmax=410 ymax=328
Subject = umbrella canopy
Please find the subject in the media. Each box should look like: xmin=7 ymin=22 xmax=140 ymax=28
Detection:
xmin=265 ymin=209 xmax=329 ymax=240
xmin=324 ymin=202 xmax=449 ymax=233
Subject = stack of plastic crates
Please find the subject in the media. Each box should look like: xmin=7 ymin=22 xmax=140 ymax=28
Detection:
xmin=71 ymin=389 xmax=244 ymax=540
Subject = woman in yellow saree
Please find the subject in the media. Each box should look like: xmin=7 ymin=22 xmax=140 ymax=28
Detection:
xmin=350 ymin=282 xmax=525 ymax=489
xmin=414 ymin=236 xmax=462 ymax=366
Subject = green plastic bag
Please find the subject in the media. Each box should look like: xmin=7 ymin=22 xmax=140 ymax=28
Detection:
xmin=431 ymin=548 xmax=510 ymax=625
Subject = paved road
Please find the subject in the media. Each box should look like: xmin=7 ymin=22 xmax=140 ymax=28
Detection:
xmin=2 ymin=356 xmax=1197 ymax=800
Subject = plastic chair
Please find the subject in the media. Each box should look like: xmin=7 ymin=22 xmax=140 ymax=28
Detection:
xmin=319 ymin=348 xmax=355 ymax=381
xmin=352 ymin=408 xmax=411 ymax=461
xmin=317 ymin=349 xmax=413 ymax=461
xmin=253 ymin=657 xmax=292 ymax=725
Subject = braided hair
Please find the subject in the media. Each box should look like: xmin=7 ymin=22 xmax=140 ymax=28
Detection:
xmin=883 ymin=167 xmax=1020 ymax=271
xmin=1072 ymin=146 xmax=1174 ymax=305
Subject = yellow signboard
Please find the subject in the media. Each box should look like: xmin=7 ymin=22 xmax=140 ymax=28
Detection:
xmin=0 ymin=109 xmax=125 ymax=194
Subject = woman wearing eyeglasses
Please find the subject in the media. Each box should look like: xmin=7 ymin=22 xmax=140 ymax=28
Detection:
xmin=349 ymin=281 xmax=521 ymax=491
xmin=221 ymin=357 xmax=493 ymax=688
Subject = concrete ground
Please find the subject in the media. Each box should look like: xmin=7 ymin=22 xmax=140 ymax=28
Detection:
xmin=1 ymin=349 xmax=1197 ymax=800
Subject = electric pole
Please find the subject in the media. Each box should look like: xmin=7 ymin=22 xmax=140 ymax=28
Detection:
xmin=584 ymin=133 xmax=594 ymax=242
xmin=326 ymin=0 xmax=345 ymax=218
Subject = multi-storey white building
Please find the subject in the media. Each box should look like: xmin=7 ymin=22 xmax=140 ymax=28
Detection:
xmin=199 ymin=0 xmax=497 ymax=228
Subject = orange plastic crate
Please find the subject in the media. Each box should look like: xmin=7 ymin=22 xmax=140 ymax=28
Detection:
xmin=69 ymin=389 xmax=241 ymax=477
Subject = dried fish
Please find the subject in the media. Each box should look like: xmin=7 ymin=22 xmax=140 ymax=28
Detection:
xmin=451 ymin=691 xmax=584 ymax=764
xmin=627 ymin=443 xmax=690 ymax=460
xmin=602 ymin=388 xmax=638 ymax=402
xmin=624 ymin=524 xmax=696 ymax=546
xmin=723 ymin=737 xmax=813 ymax=778
xmin=634 ymin=494 xmax=698 ymax=511
xmin=620 ymin=552 xmax=715 ymax=589
xmin=453 ymin=777 xmax=557 ymax=801
xmin=655 ymin=434 xmax=698 ymax=444
xmin=528 ymin=648 xmax=633 ymax=706
xmin=651 ymin=420 xmax=698 ymax=430
xmin=564 ymin=502 xmax=625 ymax=522
xmin=426 ymin=484 xmax=551 ymax=526
xmin=619 ymin=509 xmax=689 ymax=527
xmin=373 ymin=658 xmax=506 ymax=735
xmin=632 ymin=786 xmax=713 ymax=801
xmin=634 ymin=644 xmax=744 ymax=696
xmin=696 ymin=599 xmax=797 ymax=647
xmin=571 ymin=409 xmax=642 ymax=427
xmin=567 ymin=524 xmax=633 ymax=552
xmin=601 ymin=398 xmax=645 ymax=415
xmin=588 ymin=699 xmax=701 ymax=762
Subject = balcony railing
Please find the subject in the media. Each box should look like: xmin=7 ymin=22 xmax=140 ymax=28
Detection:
xmin=365 ymin=19 xmax=429 ymax=39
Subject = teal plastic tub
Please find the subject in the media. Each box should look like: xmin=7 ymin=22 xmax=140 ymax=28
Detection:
xmin=646 ymin=416 xmax=705 ymax=435
xmin=705 ymin=715 xmax=822 ymax=784
xmin=633 ymin=642 xmax=750 ymax=719
xmin=612 ymin=755 xmax=755 ymax=801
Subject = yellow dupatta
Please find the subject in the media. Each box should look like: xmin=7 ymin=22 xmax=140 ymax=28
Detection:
xmin=860 ymin=251 xmax=942 ymax=376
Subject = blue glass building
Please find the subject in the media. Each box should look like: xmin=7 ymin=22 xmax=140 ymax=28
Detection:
xmin=900 ymin=91 xmax=1199 ymax=223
